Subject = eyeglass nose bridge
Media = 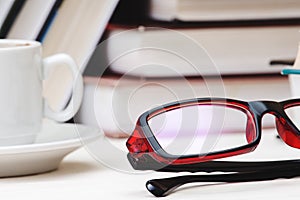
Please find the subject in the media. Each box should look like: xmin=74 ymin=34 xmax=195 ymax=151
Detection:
xmin=250 ymin=101 xmax=300 ymax=149
xmin=249 ymin=101 xmax=284 ymax=116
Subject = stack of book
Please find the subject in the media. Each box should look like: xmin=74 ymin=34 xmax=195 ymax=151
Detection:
xmin=1 ymin=0 xmax=299 ymax=137
xmin=77 ymin=0 xmax=299 ymax=137
xmin=103 ymin=0 xmax=300 ymax=76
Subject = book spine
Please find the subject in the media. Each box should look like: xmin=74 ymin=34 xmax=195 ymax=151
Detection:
xmin=36 ymin=0 xmax=64 ymax=42
xmin=0 ymin=0 xmax=26 ymax=38
xmin=0 ymin=0 xmax=15 ymax=27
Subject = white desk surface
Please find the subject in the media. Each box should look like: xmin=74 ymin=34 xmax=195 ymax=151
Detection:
xmin=2 ymin=128 xmax=300 ymax=200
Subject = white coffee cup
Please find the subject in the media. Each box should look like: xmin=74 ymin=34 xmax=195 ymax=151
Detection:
xmin=0 ymin=39 xmax=83 ymax=146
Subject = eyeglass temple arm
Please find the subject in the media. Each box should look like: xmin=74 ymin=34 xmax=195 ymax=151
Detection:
xmin=147 ymin=163 xmax=300 ymax=197
xmin=157 ymin=159 xmax=300 ymax=173
xmin=129 ymin=153 xmax=300 ymax=173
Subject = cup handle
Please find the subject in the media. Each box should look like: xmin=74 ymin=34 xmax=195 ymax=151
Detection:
xmin=43 ymin=53 xmax=83 ymax=122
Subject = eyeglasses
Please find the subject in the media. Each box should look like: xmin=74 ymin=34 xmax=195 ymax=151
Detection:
xmin=127 ymin=98 xmax=300 ymax=167
xmin=126 ymin=98 xmax=300 ymax=196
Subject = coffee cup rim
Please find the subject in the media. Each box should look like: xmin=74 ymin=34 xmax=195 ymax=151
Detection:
xmin=0 ymin=39 xmax=40 ymax=50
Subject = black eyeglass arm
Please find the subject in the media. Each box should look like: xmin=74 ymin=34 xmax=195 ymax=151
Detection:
xmin=147 ymin=165 xmax=300 ymax=197
xmin=128 ymin=153 xmax=300 ymax=173
xmin=157 ymin=159 xmax=300 ymax=173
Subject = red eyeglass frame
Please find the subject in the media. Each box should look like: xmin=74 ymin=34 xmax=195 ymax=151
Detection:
xmin=126 ymin=98 xmax=300 ymax=171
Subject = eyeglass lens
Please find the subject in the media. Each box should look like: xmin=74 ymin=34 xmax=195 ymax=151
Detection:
xmin=148 ymin=104 xmax=257 ymax=156
xmin=285 ymin=106 xmax=300 ymax=130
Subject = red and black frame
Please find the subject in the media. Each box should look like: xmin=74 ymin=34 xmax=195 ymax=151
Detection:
xmin=127 ymin=97 xmax=300 ymax=171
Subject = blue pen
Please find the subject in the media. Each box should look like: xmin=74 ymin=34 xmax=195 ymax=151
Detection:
xmin=281 ymin=68 xmax=300 ymax=75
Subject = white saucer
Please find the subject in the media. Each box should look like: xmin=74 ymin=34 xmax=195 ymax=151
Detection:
xmin=0 ymin=119 xmax=101 ymax=177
